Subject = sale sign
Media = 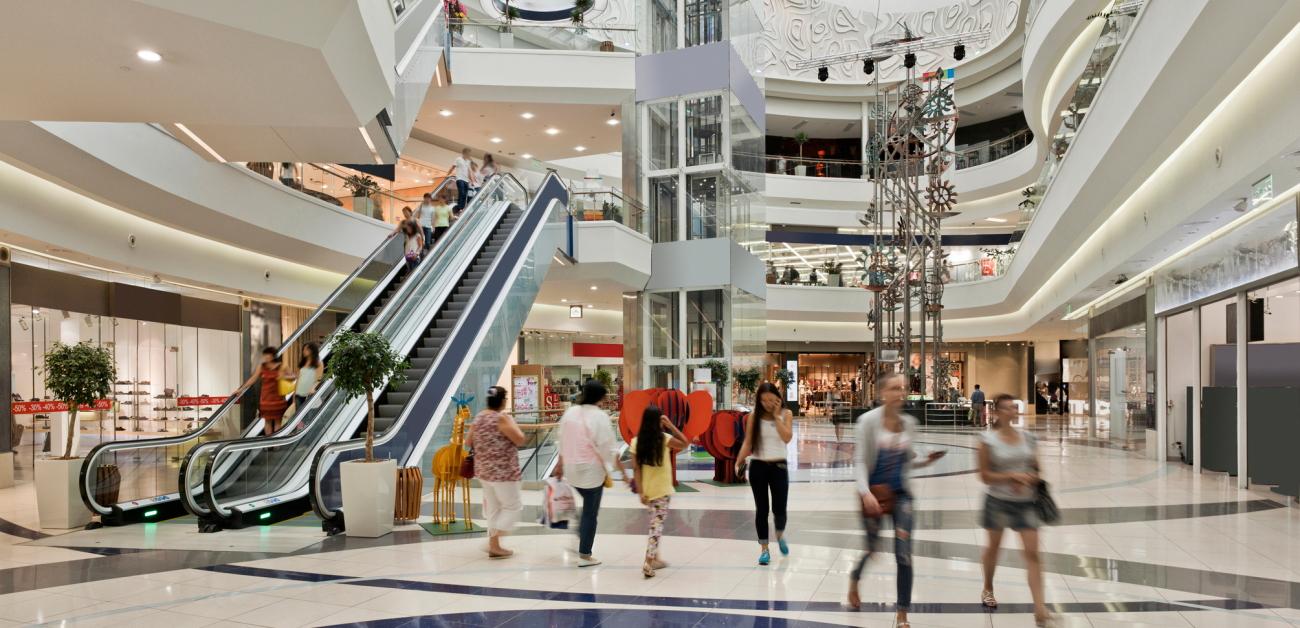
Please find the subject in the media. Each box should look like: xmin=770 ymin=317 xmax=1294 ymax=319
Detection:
xmin=11 ymin=399 xmax=112 ymax=415
xmin=980 ymin=258 xmax=996 ymax=276
xmin=177 ymin=396 xmax=233 ymax=408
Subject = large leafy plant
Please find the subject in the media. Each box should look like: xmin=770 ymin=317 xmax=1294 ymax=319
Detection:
xmin=733 ymin=367 xmax=761 ymax=405
xmin=343 ymin=174 xmax=379 ymax=198
xmin=42 ymin=342 xmax=115 ymax=459
xmin=325 ymin=331 xmax=408 ymax=462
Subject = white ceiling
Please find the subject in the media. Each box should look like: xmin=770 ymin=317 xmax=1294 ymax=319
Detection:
xmin=416 ymin=99 xmax=621 ymax=162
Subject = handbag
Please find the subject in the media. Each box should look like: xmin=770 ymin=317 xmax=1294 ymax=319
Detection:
xmin=1034 ymin=480 xmax=1060 ymax=524
xmin=867 ymin=483 xmax=895 ymax=516
xmin=459 ymin=450 xmax=475 ymax=479
xmin=277 ymin=377 xmax=295 ymax=397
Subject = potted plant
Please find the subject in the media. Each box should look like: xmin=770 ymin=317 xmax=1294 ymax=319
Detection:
xmin=39 ymin=342 xmax=114 ymax=529
xmin=343 ymin=174 xmax=381 ymax=220
xmin=592 ymin=368 xmax=614 ymax=394
xmin=325 ymin=330 xmax=408 ymax=537
xmin=445 ymin=0 xmax=467 ymax=38
xmin=701 ymin=359 xmax=730 ymax=407
xmin=793 ymin=132 xmax=809 ymax=176
xmin=822 ymin=259 xmax=844 ymax=287
xmin=774 ymin=368 xmax=794 ymax=403
xmin=601 ymin=200 xmax=623 ymax=224
xmin=500 ymin=1 xmax=520 ymax=47
xmin=571 ymin=0 xmax=592 ymax=36
xmin=734 ymin=367 xmax=761 ymax=407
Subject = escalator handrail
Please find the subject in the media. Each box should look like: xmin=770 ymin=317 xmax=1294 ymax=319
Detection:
xmin=190 ymin=175 xmax=521 ymax=520
xmin=309 ymin=172 xmax=562 ymax=523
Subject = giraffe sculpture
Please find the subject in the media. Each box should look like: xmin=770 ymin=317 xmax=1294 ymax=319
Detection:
xmin=431 ymin=393 xmax=474 ymax=530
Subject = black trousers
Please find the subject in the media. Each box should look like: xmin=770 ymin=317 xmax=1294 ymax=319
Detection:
xmin=748 ymin=459 xmax=789 ymax=542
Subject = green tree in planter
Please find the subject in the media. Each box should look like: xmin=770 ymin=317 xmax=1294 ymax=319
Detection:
xmin=325 ymin=331 xmax=408 ymax=463
xmin=592 ymin=368 xmax=614 ymax=391
xmin=42 ymin=342 xmax=115 ymax=459
xmin=774 ymin=368 xmax=794 ymax=399
xmin=702 ymin=359 xmax=730 ymax=405
xmin=734 ymin=367 xmax=761 ymax=405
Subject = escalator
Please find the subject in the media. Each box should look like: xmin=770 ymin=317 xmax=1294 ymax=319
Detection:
xmin=77 ymin=176 xmax=450 ymax=525
xmin=182 ymin=173 xmax=567 ymax=529
xmin=310 ymin=172 xmax=569 ymax=533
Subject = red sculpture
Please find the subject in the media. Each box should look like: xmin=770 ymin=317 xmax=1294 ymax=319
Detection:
xmin=700 ymin=409 xmax=748 ymax=484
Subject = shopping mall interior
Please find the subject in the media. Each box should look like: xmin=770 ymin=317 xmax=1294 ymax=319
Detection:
xmin=0 ymin=0 xmax=1298 ymax=626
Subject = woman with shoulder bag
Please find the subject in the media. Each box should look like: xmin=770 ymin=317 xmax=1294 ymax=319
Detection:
xmin=848 ymin=372 xmax=946 ymax=627
xmin=465 ymin=386 xmax=525 ymax=558
xmin=556 ymin=380 xmax=630 ymax=567
xmin=734 ymin=381 xmax=794 ymax=566
xmin=978 ymin=393 xmax=1053 ymax=626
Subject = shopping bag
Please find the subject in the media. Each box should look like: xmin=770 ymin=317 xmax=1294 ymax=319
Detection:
xmin=541 ymin=477 xmax=577 ymax=529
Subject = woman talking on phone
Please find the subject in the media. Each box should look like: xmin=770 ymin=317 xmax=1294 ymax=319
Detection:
xmin=848 ymin=372 xmax=946 ymax=627
xmin=734 ymin=381 xmax=793 ymax=566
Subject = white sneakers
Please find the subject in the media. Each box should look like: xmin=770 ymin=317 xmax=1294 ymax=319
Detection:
xmin=577 ymin=554 xmax=602 ymax=567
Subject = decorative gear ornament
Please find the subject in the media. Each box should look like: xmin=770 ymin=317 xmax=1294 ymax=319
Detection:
xmin=926 ymin=179 xmax=958 ymax=213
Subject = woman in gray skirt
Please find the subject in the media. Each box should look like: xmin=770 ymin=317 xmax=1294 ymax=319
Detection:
xmin=978 ymin=393 xmax=1050 ymax=626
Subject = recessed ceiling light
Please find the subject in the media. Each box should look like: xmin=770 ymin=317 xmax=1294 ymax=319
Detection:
xmin=984 ymin=217 xmax=1009 ymax=223
xmin=438 ymin=109 xmax=453 ymax=117
xmin=589 ymin=285 xmax=598 ymax=290
xmin=606 ymin=117 xmax=620 ymax=126
xmin=490 ymin=137 xmax=503 ymax=144
xmin=136 ymin=49 xmax=162 ymax=62
xmin=575 ymin=146 xmax=587 ymax=152
xmin=561 ymin=298 xmax=568 ymax=303
xmin=521 ymin=153 xmax=533 ymax=159
xmin=520 ymin=112 xmax=535 ymax=119
xmin=545 ymin=128 xmax=560 ymax=135
xmin=586 ymin=304 xmax=593 ymax=308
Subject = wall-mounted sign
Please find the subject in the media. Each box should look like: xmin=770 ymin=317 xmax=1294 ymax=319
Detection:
xmin=569 ymin=305 xmax=583 ymax=318
xmin=785 ymin=359 xmax=799 ymax=402
xmin=1251 ymin=174 xmax=1274 ymax=208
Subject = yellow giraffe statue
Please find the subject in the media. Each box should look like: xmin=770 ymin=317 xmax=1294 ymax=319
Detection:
xmin=431 ymin=394 xmax=473 ymax=530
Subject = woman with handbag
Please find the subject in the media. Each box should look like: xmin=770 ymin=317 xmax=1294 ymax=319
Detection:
xmin=556 ymin=380 xmax=630 ymax=567
xmin=978 ymin=393 xmax=1052 ymax=626
xmin=733 ymin=381 xmax=794 ymax=566
xmin=234 ymin=347 xmax=291 ymax=436
xmin=848 ymin=372 xmax=945 ymax=627
xmin=465 ymin=386 xmax=525 ymax=558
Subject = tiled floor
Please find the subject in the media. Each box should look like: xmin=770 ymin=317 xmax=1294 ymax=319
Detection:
xmin=0 ymin=416 xmax=1297 ymax=627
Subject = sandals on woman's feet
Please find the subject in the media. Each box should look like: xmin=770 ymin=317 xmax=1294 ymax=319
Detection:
xmin=642 ymin=562 xmax=656 ymax=578
xmin=488 ymin=549 xmax=513 ymax=559
xmin=981 ymin=590 xmax=998 ymax=608
xmin=651 ymin=559 xmax=669 ymax=569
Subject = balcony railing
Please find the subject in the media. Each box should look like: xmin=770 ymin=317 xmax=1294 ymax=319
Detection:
xmin=570 ymin=188 xmax=647 ymax=235
xmin=765 ymin=255 xmax=1012 ymax=289
xmin=241 ymin=161 xmax=449 ymax=224
xmin=447 ymin=18 xmax=635 ymax=52
xmin=954 ymin=129 xmax=1034 ymax=170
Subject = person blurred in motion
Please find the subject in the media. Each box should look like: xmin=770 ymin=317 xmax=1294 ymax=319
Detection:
xmin=556 ymin=380 xmax=629 ymax=567
xmin=632 ymin=405 xmax=690 ymax=578
xmin=431 ymin=188 xmax=455 ymax=244
xmin=978 ymin=393 xmax=1051 ymax=626
xmin=448 ymin=147 xmax=477 ymax=213
xmin=848 ymin=372 xmax=946 ymax=627
xmin=465 ymin=386 xmax=525 ymax=559
xmin=417 ymin=192 xmax=435 ymax=253
xmin=235 ymin=347 xmax=290 ymax=436
xmin=292 ymin=342 xmax=321 ymax=414
xmin=400 ymin=217 xmax=424 ymax=271
xmin=734 ymin=381 xmax=793 ymax=566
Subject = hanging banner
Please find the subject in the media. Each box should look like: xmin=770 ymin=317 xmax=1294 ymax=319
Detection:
xmin=11 ymin=399 xmax=111 ymax=415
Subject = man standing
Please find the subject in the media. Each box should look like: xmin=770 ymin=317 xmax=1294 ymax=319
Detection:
xmin=447 ymin=147 xmax=476 ymax=213
xmin=971 ymin=384 xmax=987 ymax=426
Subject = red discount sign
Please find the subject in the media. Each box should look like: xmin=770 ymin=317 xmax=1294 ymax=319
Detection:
xmin=177 ymin=396 xmax=233 ymax=408
xmin=11 ymin=399 xmax=112 ymax=415
xmin=980 ymin=258 xmax=996 ymax=277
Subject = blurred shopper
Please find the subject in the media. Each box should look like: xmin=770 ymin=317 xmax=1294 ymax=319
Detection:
xmin=417 ymin=192 xmax=436 ymax=253
xmin=400 ymin=218 xmax=424 ymax=271
xmin=432 ymin=188 xmax=455 ymax=244
xmin=848 ymin=372 xmax=946 ymax=626
xmin=734 ymin=381 xmax=793 ymax=566
xmin=978 ymin=393 xmax=1051 ymax=625
xmin=556 ymin=380 xmax=630 ymax=567
xmin=632 ymin=405 xmax=690 ymax=578
xmin=479 ymin=153 xmax=498 ymax=181
xmin=448 ymin=147 xmax=477 ymax=213
xmin=293 ymin=342 xmax=321 ymax=413
xmin=235 ymin=347 xmax=290 ymax=436
xmin=466 ymin=386 xmax=525 ymax=559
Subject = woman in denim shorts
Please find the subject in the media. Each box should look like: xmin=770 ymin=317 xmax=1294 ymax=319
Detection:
xmin=978 ymin=393 xmax=1051 ymax=626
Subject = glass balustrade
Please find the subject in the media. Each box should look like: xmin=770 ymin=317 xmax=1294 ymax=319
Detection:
xmin=448 ymin=18 xmax=636 ymax=52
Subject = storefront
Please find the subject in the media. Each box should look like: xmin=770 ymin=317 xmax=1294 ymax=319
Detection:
xmin=503 ymin=329 xmax=625 ymax=420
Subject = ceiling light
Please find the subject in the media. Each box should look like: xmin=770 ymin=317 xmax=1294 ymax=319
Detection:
xmin=136 ymin=49 xmax=162 ymax=62
xmin=561 ymin=298 xmax=568 ymax=303
xmin=545 ymin=127 xmax=560 ymax=136
xmin=589 ymin=285 xmax=598 ymax=290
xmin=521 ymin=153 xmax=533 ymax=159
xmin=438 ymin=109 xmax=453 ymax=117
xmin=607 ymin=111 xmax=620 ymax=126
xmin=490 ymin=137 xmax=503 ymax=144
xmin=984 ymin=217 xmax=1008 ymax=223
xmin=575 ymin=146 xmax=587 ymax=152
xmin=520 ymin=112 xmax=535 ymax=119
xmin=817 ymin=66 xmax=829 ymax=82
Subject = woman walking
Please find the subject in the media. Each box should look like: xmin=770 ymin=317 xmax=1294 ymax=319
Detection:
xmin=978 ymin=393 xmax=1051 ymax=626
xmin=632 ymin=405 xmax=689 ymax=578
xmin=848 ymin=372 xmax=945 ymax=627
xmin=466 ymin=386 xmax=525 ymax=558
xmin=734 ymin=381 xmax=793 ymax=565
xmin=556 ymin=380 xmax=630 ymax=567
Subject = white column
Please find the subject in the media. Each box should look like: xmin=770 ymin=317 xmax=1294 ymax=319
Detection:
xmin=1235 ymin=291 xmax=1248 ymax=489
xmin=1156 ymin=316 xmax=1167 ymax=462
xmin=1192 ymin=305 xmax=1202 ymax=473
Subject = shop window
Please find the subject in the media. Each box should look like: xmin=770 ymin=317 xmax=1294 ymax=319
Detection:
xmin=685 ymin=0 xmax=724 ymax=47
xmin=650 ymin=364 xmax=678 ymax=389
xmin=647 ymin=101 xmax=678 ymax=171
xmin=648 ymin=175 xmax=678 ymax=243
xmin=686 ymin=95 xmax=723 ymax=167
xmin=686 ymin=289 xmax=725 ymax=359
xmin=648 ymin=292 xmax=678 ymax=359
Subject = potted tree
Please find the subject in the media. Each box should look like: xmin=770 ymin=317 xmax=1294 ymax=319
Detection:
xmin=325 ymin=330 xmax=408 ymax=537
xmin=601 ymin=199 xmax=623 ymax=224
xmin=793 ymin=132 xmax=809 ymax=176
xmin=343 ymin=174 xmax=381 ymax=220
xmin=734 ymin=367 xmax=761 ymax=407
xmin=39 ymin=341 xmax=114 ymax=529
xmin=822 ymin=259 xmax=844 ymax=287
xmin=774 ymin=368 xmax=794 ymax=405
xmin=500 ymin=1 xmax=520 ymax=48
xmin=571 ymin=0 xmax=592 ymax=37
xmin=701 ymin=359 xmax=730 ymax=407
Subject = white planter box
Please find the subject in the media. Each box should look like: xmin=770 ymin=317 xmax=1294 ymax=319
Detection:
xmin=827 ymin=274 xmax=842 ymax=287
xmin=341 ymin=458 xmax=397 ymax=537
xmin=36 ymin=457 xmax=90 ymax=529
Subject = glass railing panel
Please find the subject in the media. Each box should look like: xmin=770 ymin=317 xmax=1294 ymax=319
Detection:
xmin=449 ymin=19 xmax=636 ymax=52
xmin=570 ymin=188 xmax=646 ymax=235
xmin=954 ymin=129 xmax=1033 ymax=170
xmin=241 ymin=160 xmax=450 ymax=224
xmin=203 ymin=175 xmax=522 ymax=518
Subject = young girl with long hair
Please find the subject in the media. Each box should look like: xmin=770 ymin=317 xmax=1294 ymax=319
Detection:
xmin=632 ymin=405 xmax=689 ymax=578
xmin=734 ymin=381 xmax=794 ymax=565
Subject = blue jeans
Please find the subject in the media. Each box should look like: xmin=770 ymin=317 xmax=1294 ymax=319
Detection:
xmin=455 ymin=179 xmax=470 ymax=212
xmin=421 ymin=226 xmax=433 ymax=252
xmin=853 ymin=492 xmax=914 ymax=611
xmin=575 ymin=485 xmax=603 ymax=556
